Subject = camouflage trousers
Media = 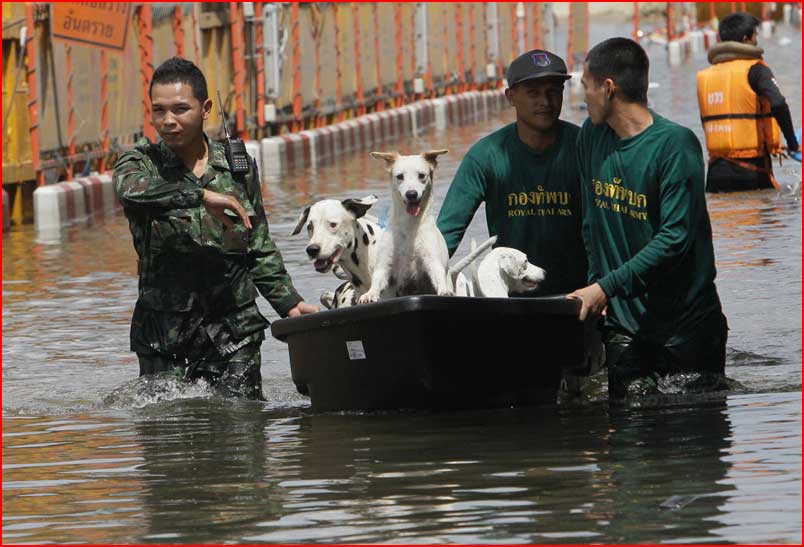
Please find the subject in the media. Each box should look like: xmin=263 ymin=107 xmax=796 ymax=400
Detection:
xmin=604 ymin=312 xmax=729 ymax=400
xmin=137 ymin=339 xmax=265 ymax=401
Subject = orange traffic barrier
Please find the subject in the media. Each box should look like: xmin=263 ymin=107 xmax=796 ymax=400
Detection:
xmin=352 ymin=4 xmax=365 ymax=116
xmin=255 ymin=2 xmax=266 ymax=133
xmin=137 ymin=4 xmax=155 ymax=141
xmin=394 ymin=4 xmax=404 ymax=106
xmin=173 ymin=5 xmax=185 ymax=58
xmin=291 ymin=2 xmax=302 ymax=131
xmin=334 ymin=3 xmax=344 ymax=121
xmin=100 ymin=51 xmax=109 ymax=172
xmin=66 ymin=44 xmax=75 ymax=179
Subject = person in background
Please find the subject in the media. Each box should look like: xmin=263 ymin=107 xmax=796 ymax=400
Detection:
xmin=571 ymin=38 xmax=728 ymax=400
xmin=113 ymin=57 xmax=317 ymax=400
xmin=697 ymin=12 xmax=799 ymax=192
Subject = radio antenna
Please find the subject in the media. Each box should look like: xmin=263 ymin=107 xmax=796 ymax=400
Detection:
xmin=216 ymin=90 xmax=231 ymax=139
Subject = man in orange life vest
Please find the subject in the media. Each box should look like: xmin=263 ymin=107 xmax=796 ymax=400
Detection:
xmin=697 ymin=12 xmax=799 ymax=192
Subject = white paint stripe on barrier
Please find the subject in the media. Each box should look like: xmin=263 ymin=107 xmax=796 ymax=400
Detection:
xmin=432 ymin=98 xmax=448 ymax=130
xmin=261 ymin=136 xmax=284 ymax=179
xmin=33 ymin=173 xmax=117 ymax=239
xmin=245 ymin=140 xmax=262 ymax=176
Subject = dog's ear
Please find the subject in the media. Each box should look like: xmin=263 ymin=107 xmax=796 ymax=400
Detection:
xmin=290 ymin=205 xmax=311 ymax=236
xmin=341 ymin=194 xmax=378 ymax=219
xmin=421 ymin=149 xmax=449 ymax=166
xmin=370 ymin=151 xmax=399 ymax=171
xmin=497 ymin=252 xmax=518 ymax=275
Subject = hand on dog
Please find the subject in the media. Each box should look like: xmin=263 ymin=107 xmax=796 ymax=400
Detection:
xmin=288 ymin=301 xmax=319 ymax=317
xmin=568 ymin=283 xmax=608 ymax=321
xmin=203 ymin=189 xmax=252 ymax=229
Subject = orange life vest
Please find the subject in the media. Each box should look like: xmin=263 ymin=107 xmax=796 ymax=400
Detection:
xmin=697 ymin=59 xmax=782 ymax=159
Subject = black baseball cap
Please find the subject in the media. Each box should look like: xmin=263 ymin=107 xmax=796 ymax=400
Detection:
xmin=506 ymin=49 xmax=571 ymax=87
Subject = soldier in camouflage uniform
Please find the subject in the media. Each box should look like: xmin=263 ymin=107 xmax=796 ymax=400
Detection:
xmin=114 ymin=57 xmax=317 ymax=399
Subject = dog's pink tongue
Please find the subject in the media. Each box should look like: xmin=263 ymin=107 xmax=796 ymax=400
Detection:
xmin=406 ymin=203 xmax=421 ymax=216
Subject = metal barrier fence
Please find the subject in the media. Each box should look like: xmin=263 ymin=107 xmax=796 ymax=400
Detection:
xmin=4 ymin=1 xmax=795 ymax=228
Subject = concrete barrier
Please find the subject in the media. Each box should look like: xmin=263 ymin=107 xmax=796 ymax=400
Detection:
xmin=33 ymin=173 xmax=118 ymax=240
xmin=29 ymin=90 xmax=510 ymax=238
xmin=2 ymin=188 xmax=10 ymax=234
xmin=245 ymin=140 xmax=263 ymax=176
xmin=256 ymin=89 xmax=507 ymax=179
xmin=703 ymin=29 xmax=718 ymax=50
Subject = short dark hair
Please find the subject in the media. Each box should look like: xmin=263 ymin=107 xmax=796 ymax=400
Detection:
xmin=585 ymin=37 xmax=649 ymax=104
xmin=718 ymin=12 xmax=760 ymax=42
xmin=149 ymin=57 xmax=209 ymax=103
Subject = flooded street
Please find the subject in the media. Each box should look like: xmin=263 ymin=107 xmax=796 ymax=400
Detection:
xmin=3 ymin=23 xmax=801 ymax=544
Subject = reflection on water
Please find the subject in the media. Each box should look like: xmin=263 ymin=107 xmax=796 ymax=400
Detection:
xmin=2 ymin=394 xmax=800 ymax=543
xmin=3 ymin=21 xmax=801 ymax=545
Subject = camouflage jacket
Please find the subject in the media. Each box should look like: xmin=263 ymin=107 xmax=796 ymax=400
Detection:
xmin=114 ymin=137 xmax=303 ymax=356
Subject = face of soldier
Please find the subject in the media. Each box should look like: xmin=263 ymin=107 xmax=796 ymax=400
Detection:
xmin=150 ymin=82 xmax=212 ymax=150
xmin=581 ymin=62 xmax=613 ymax=126
xmin=505 ymin=77 xmax=565 ymax=133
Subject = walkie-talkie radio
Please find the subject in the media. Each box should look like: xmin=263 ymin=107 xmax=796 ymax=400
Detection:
xmin=216 ymin=90 xmax=250 ymax=174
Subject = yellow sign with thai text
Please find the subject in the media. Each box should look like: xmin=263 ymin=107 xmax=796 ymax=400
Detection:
xmin=51 ymin=3 xmax=132 ymax=52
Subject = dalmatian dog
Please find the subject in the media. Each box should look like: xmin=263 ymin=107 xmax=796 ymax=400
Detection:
xmin=472 ymin=246 xmax=547 ymax=297
xmin=291 ymin=195 xmax=381 ymax=296
xmin=359 ymin=149 xmax=453 ymax=304
xmin=320 ymin=280 xmax=358 ymax=309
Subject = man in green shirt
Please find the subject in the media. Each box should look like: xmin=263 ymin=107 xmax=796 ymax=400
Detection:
xmin=437 ymin=49 xmax=588 ymax=297
xmin=114 ymin=57 xmax=317 ymax=399
xmin=570 ymin=38 xmax=728 ymax=400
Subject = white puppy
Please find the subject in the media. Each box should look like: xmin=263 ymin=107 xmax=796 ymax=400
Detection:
xmin=291 ymin=196 xmax=380 ymax=294
xmin=473 ymin=247 xmax=547 ymax=297
xmin=359 ymin=150 xmax=452 ymax=303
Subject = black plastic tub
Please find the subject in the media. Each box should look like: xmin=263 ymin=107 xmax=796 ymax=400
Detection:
xmin=271 ymin=295 xmax=586 ymax=412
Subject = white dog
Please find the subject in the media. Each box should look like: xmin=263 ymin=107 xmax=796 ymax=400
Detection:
xmin=291 ymin=196 xmax=380 ymax=294
xmin=359 ymin=150 xmax=452 ymax=303
xmin=472 ymin=246 xmax=547 ymax=297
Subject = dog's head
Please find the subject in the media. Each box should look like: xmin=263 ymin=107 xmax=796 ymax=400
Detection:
xmin=496 ymin=248 xmax=547 ymax=294
xmin=370 ymin=149 xmax=448 ymax=217
xmin=291 ymin=195 xmax=378 ymax=273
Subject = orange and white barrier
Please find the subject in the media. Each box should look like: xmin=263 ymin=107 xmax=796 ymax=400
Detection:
xmin=260 ymin=89 xmax=507 ymax=179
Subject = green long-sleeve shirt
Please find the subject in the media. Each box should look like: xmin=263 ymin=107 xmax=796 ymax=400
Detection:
xmin=576 ymin=112 xmax=723 ymax=342
xmin=437 ymin=121 xmax=588 ymax=296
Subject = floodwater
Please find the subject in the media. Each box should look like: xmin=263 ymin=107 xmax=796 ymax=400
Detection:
xmin=3 ymin=23 xmax=801 ymax=544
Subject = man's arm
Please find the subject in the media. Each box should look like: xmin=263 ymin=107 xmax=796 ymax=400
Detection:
xmin=436 ymin=155 xmax=487 ymax=257
xmin=596 ymin=131 xmax=703 ymax=300
xmin=113 ymin=148 xmax=204 ymax=210
xmin=749 ymin=63 xmax=799 ymax=152
xmin=245 ymin=160 xmax=308 ymax=317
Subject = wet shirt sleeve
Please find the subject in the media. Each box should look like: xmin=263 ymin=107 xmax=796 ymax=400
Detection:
xmin=113 ymin=149 xmax=203 ymax=210
xmin=245 ymin=161 xmax=304 ymax=317
xmin=436 ymin=155 xmax=487 ymax=257
xmin=597 ymin=131 xmax=703 ymax=299
xmin=748 ymin=63 xmax=798 ymax=149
